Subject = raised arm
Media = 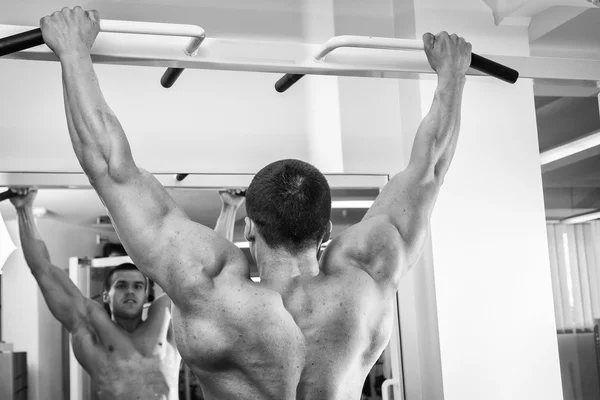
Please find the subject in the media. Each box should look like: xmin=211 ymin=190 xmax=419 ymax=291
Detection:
xmin=356 ymin=32 xmax=471 ymax=289
xmin=40 ymin=8 xmax=235 ymax=303
xmin=214 ymin=190 xmax=246 ymax=241
xmin=10 ymin=188 xmax=92 ymax=332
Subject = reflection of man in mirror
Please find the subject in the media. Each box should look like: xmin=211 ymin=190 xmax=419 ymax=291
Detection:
xmin=41 ymin=6 xmax=471 ymax=400
xmin=9 ymin=187 xmax=244 ymax=399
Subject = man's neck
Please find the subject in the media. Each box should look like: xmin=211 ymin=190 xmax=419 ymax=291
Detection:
xmin=258 ymin=249 xmax=321 ymax=291
xmin=112 ymin=315 xmax=143 ymax=333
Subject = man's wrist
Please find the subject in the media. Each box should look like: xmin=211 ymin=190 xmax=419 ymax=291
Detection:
xmin=435 ymin=74 xmax=466 ymax=98
xmin=59 ymin=49 xmax=92 ymax=65
xmin=437 ymin=73 xmax=466 ymax=88
xmin=15 ymin=206 xmax=33 ymax=217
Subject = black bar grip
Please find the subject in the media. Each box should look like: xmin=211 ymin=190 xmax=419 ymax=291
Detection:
xmin=470 ymin=53 xmax=518 ymax=84
xmin=161 ymin=67 xmax=185 ymax=88
xmin=275 ymin=74 xmax=305 ymax=93
xmin=0 ymin=190 xmax=19 ymax=202
xmin=0 ymin=28 xmax=45 ymax=57
xmin=175 ymin=173 xmax=189 ymax=182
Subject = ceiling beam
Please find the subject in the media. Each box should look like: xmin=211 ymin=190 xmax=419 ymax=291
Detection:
xmin=543 ymin=187 xmax=600 ymax=209
xmin=541 ymin=145 xmax=600 ymax=173
xmin=528 ymin=6 xmax=590 ymax=40
xmin=483 ymin=0 xmax=597 ymax=24
xmin=561 ymin=209 xmax=600 ymax=223
xmin=540 ymin=128 xmax=600 ymax=165
xmin=534 ymin=79 xmax=600 ymax=97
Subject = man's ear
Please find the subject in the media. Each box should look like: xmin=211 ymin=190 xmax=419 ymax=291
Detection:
xmin=244 ymin=217 xmax=256 ymax=242
xmin=102 ymin=290 xmax=109 ymax=304
xmin=322 ymin=221 xmax=332 ymax=244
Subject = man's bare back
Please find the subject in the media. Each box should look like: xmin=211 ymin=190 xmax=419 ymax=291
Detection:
xmin=172 ymin=219 xmax=401 ymax=400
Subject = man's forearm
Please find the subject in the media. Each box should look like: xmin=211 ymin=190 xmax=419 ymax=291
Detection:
xmin=410 ymin=76 xmax=465 ymax=179
xmin=16 ymin=207 xmax=52 ymax=275
xmin=60 ymin=52 xmax=135 ymax=179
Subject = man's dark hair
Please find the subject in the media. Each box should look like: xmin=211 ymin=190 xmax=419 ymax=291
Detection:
xmin=245 ymin=159 xmax=331 ymax=254
xmin=103 ymin=263 xmax=146 ymax=293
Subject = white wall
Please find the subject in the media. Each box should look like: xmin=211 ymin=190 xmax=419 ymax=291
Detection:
xmin=414 ymin=9 xmax=563 ymax=399
xmin=429 ymin=76 xmax=562 ymax=400
xmin=0 ymin=60 xmax=309 ymax=174
xmin=1 ymin=216 xmax=102 ymax=400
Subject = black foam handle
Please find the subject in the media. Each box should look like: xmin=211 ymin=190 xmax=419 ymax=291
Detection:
xmin=0 ymin=190 xmax=19 ymax=202
xmin=161 ymin=68 xmax=185 ymax=88
xmin=0 ymin=28 xmax=45 ymax=57
xmin=275 ymin=74 xmax=305 ymax=93
xmin=470 ymin=53 xmax=518 ymax=84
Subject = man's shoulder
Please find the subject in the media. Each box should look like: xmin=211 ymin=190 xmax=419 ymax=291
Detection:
xmin=324 ymin=217 xmax=403 ymax=267
xmin=321 ymin=217 xmax=405 ymax=289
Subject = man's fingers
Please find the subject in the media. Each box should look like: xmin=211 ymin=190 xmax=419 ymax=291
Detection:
xmin=86 ymin=10 xmax=100 ymax=23
xmin=436 ymin=31 xmax=449 ymax=41
xmin=9 ymin=187 xmax=36 ymax=196
xmin=422 ymin=32 xmax=435 ymax=49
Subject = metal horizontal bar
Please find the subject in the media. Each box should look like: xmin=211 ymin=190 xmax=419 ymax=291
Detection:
xmin=98 ymin=19 xmax=205 ymax=56
xmin=98 ymin=19 xmax=204 ymax=39
xmin=2 ymin=24 xmax=599 ymax=83
xmin=0 ymin=172 xmax=388 ymax=190
xmin=314 ymin=36 xmax=424 ymax=61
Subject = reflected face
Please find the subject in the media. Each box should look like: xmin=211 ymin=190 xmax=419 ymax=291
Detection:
xmin=104 ymin=270 xmax=147 ymax=319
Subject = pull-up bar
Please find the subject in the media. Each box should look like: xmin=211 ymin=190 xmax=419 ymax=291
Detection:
xmin=0 ymin=19 xmax=206 ymax=88
xmin=275 ymin=36 xmax=519 ymax=92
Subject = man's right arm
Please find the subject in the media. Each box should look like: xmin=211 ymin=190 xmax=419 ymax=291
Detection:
xmin=14 ymin=193 xmax=91 ymax=332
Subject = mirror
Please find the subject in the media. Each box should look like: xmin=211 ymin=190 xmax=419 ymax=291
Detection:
xmin=0 ymin=174 xmax=400 ymax=400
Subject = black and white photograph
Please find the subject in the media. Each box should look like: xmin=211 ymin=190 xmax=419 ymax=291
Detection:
xmin=0 ymin=1 xmax=599 ymax=399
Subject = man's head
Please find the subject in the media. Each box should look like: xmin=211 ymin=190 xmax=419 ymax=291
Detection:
xmin=244 ymin=159 xmax=332 ymax=258
xmin=102 ymin=263 xmax=147 ymax=319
